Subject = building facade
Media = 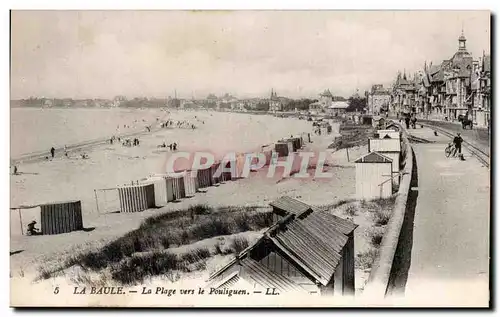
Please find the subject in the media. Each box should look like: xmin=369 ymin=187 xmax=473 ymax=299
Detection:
xmin=367 ymin=84 xmax=391 ymax=115
xmin=269 ymin=89 xmax=283 ymax=112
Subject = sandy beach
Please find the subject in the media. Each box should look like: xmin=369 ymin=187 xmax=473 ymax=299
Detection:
xmin=10 ymin=108 xmax=378 ymax=298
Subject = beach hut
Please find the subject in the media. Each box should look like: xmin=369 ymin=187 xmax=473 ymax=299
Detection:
xmin=183 ymin=170 xmax=199 ymax=197
xmin=355 ymin=152 xmax=393 ymax=200
xmin=368 ymin=137 xmax=401 ymax=185
xmin=288 ymin=138 xmax=301 ymax=152
xmin=197 ymin=167 xmax=213 ymax=188
xmin=377 ymin=129 xmax=400 ymax=140
xmin=118 ymin=183 xmax=155 ymax=213
xmin=275 ymin=142 xmax=289 ymax=157
xmin=210 ymin=162 xmax=221 ymax=184
xmin=141 ymin=176 xmax=174 ymax=207
xmin=221 ymin=158 xmax=239 ymax=181
xmin=167 ymin=174 xmax=186 ymax=201
xmin=10 ymin=200 xmax=84 ymax=236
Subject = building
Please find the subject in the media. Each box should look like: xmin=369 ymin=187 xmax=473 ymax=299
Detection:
xmin=207 ymin=196 xmax=358 ymax=297
xmin=471 ymin=53 xmax=491 ymax=127
xmin=367 ymin=85 xmax=391 ymax=115
xmin=391 ymin=71 xmax=417 ymax=116
xmin=411 ymin=30 xmax=486 ymax=123
xmin=326 ymin=101 xmax=350 ymax=116
xmin=269 ymin=89 xmax=283 ymax=112
xmin=319 ymin=89 xmax=334 ymax=108
xmin=309 ymin=89 xmax=337 ymax=112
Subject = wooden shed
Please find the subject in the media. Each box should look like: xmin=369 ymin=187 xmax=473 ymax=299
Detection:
xmin=355 ymin=152 xmax=393 ymax=200
xmin=118 ymin=183 xmax=156 ymax=213
xmin=207 ymin=197 xmax=358 ymax=297
xmin=11 ymin=200 xmax=84 ymax=236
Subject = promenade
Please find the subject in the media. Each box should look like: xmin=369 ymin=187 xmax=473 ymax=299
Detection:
xmin=403 ymin=126 xmax=490 ymax=307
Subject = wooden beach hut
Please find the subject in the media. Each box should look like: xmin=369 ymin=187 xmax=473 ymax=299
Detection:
xmin=197 ymin=167 xmax=213 ymax=188
xmin=184 ymin=170 xmax=199 ymax=197
xmin=368 ymin=136 xmax=401 ymax=185
xmin=377 ymin=129 xmax=401 ymax=140
xmin=355 ymin=152 xmax=393 ymax=200
xmin=207 ymin=197 xmax=358 ymax=297
xmin=167 ymin=174 xmax=186 ymax=201
xmin=10 ymin=200 xmax=84 ymax=236
xmin=275 ymin=142 xmax=289 ymax=157
xmin=210 ymin=162 xmax=221 ymax=185
xmin=141 ymin=176 xmax=174 ymax=207
xmin=118 ymin=183 xmax=155 ymax=213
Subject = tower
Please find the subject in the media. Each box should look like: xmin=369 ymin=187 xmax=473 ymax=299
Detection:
xmin=458 ymin=28 xmax=467 ymax=52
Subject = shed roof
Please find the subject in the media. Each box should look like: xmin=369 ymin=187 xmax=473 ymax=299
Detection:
xmin=208 ymin=198 xmax=358 ymax=287
xmin=269 ymin=196 xmax=312 ymax=217
xmin=354 ymin=151 xmax=393 ymax=163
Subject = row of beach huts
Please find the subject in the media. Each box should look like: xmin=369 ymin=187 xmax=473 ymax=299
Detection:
xmin=355 ymin=120 xmax=404 ymax=200
xmin=10 ymin=133 xmax=310 ymax=237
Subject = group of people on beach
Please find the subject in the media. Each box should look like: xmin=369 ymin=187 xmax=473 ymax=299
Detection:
xmin=157 ymin=141 xmax=178 ymax=151
xmin=43 ymin=146 xmax=88 ymax=161
xmin=121 ymin=138 xmax=140 ymax=147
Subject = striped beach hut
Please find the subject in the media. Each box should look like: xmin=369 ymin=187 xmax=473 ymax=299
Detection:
xmin=167 ymin=174 xmax=186 ymax=201
xmin=141 ymin=176 xmax=174 ymax=207
xmin=184 ymin=170 xmax=199 ymax=197
xmin=210 ymin=162 xmax=221 ymax=185
xmin=118 ymin=183 xmax=156 ymax=213
xmin=198 ymin=167 xmax=213 ymax=188
xmin=10 ymin=200 xmax=84 ymax=236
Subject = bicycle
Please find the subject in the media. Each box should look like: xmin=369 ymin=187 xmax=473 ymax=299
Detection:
xmin=445 ymin=143 xmax=458 ymax=158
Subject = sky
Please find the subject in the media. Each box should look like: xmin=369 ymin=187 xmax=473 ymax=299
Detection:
xmin=10 ymin=10 xmax=491 ymax=100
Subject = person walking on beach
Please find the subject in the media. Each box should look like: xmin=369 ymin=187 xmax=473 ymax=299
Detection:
xmin=50 ymin=147 xmax=55 ymax=158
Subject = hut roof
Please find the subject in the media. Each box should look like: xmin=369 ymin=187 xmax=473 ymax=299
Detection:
xmin=354 ymin=151 xmax=393 ymax=164
xmin=208 ymin=198 xmax=358 ymax=286
xmin=269 ymin=196 xmax=312 ymax=217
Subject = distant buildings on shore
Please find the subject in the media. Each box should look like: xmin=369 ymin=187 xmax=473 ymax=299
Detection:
xmin=377 ymin=30 xmax=491 ymax=127
xmin=13 ymin=89 xmax=356 ymax=115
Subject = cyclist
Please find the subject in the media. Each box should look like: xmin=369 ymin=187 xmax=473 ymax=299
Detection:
xmin=453 ymin=133 xmax=464 ymax=155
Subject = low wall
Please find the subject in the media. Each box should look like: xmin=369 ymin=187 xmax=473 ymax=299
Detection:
xmin=363 ymin=121 xmax=415 ymax=299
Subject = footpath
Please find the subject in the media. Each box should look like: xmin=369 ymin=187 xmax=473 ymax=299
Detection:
xmin=403 ymin=126 xmax=490 ymax=307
